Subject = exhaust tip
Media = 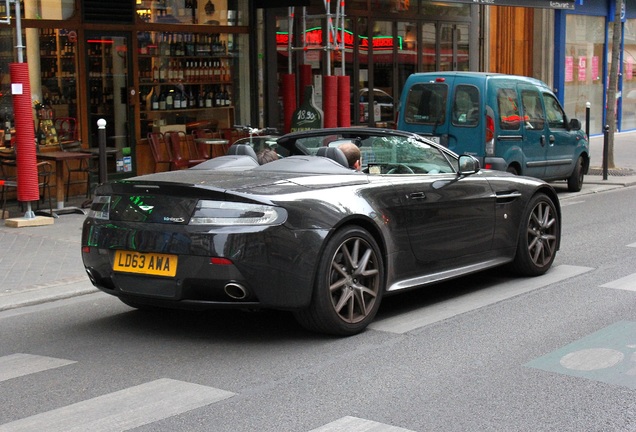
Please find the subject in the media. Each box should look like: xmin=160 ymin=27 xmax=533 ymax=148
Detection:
xmin=224 ymin=282 xmax=249 ymax=300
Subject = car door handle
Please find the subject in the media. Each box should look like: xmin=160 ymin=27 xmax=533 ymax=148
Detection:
xmin=540 ymin=136 xmax=546 ymax=146
xmin=409 ymin=192 xmax=426 ymax=200
xmin=549 ymin=134 xmax=555 ymax=145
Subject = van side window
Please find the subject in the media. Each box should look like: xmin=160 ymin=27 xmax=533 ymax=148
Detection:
xmin=520 ymin=89 xmax=545 ymax=130
xmin=497 ymin=88 xmax=521 ymax=130
xmin=543 ymin=93 xmax=567 ymax=129
xmin=451 ymin=85 xmax=479 ymax=127
xmin=404 ymin=83 xmax=448 ymax=125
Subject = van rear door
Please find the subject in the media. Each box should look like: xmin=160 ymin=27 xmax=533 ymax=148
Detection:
xmin=399 ymin=77 xmax=452 ymax=146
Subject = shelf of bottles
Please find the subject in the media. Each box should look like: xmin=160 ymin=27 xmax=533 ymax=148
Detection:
xmin=138 ymin=31 xmax=236 ymax=131
xmin=87 ymin=39 xmax=121 ymax=117
xmin=39 ymin=29 xmax=78 ymax=119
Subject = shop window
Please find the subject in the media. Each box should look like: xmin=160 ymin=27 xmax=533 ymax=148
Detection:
xmin=137 ymin=0 xmax=246 ymax=26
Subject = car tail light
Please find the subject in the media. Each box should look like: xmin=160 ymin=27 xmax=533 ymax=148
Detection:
xmin=485 ymin=113 xmax=495 ymax=157
xmin=190 ymin=200 xmax=287 ymax=226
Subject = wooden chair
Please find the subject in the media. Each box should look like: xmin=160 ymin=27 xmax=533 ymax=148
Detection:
xmin=59 ymin=140 xmax=93 ymax=200
xmin=147 ymin=132 xmax=173 ymax=172
xmin=54 ymin=117 xmax=78 ymax=141
xmin=165 ymin=130 xmax=206 ymax=169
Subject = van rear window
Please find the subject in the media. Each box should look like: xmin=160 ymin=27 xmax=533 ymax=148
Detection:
xmin=404 ymin=83 xmax=448 ymax=125
xmin=497 ymin=88 xmax=521 ymax=131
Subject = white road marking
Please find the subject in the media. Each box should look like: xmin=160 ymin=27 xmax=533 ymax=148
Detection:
xmin=601 ymin=273 xmax=636 ymax=291
xmin=370 ymin=265 xmax=593 ymax=334
xmin=0 ymin=353 xmax=76 ymax=382
xmin=309 ymin=416 xmax=415 ymax=432
xmin=0 ymin=378 xmax=235 ymax=432
xmin=628 ymin=242 xmax=636 ymax=248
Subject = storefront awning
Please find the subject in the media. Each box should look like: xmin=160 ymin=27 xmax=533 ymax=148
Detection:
xmin=442 ymin=0 xmax=575 ymax=9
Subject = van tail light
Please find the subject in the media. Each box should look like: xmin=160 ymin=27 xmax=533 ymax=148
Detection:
xmin=485 ymin=113 xmax=495 ymax=157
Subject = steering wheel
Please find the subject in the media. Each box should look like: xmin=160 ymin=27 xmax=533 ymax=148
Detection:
xmin=387 ymin=164 xmax=415 ymax=174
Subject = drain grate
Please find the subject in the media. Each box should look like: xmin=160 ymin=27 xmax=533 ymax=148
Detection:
xmin=588 ymin=167 xmax=635 ymax=176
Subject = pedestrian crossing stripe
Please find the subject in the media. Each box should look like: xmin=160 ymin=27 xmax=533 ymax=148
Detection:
xmin=0 ymin=353 xmax=76 ymax=382
xmin=370 ymin=265 xmax=594 ymax=334
xmin=0 ymin=378 xmax=235 ymax=432
xmin=601 ymin=273 xmax=636 ymax=291
xmin=309 ymin=416 xmax=416 ymax=431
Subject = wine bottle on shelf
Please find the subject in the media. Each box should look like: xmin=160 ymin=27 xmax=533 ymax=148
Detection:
xmin=204 ymin=87 xmax=213 ymax=108
xmin=166 ymin=90 xmax=174 ymax=110
xmin=159 ymin=90 xmax=167 ymax=110
xmin=188 ymin=87 xmax=195 ymax=108
xmin=151 ymin=88 xmax=159 ymax=110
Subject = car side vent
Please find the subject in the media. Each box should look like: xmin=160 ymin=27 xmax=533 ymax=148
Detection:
xmin=83 ymin=0 xmax=134 ymax=23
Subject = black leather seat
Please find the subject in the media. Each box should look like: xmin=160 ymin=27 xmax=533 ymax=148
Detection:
xmin=226 ymin=144 xmax=258 ymax=162
xmin=316 ymin=146 xmax=349 ymax=168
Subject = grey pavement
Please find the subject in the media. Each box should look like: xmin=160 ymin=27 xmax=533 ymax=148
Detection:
xmin=1 ymin=131 xmax=635 ymax=312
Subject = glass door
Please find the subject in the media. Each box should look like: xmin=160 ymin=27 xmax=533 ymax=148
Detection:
xmin=85 ymin=32 xmax=135 ymax=177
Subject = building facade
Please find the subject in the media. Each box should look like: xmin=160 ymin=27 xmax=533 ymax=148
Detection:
xmin=1 ymin=0 xmax=631 ymax=183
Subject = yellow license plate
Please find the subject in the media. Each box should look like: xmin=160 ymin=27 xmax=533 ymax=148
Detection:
xmin=113 ymin=250 xmax=178 ymax=277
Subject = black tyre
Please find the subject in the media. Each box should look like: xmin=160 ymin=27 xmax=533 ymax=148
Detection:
xmin=506 ymin=165 xmax=519 ymax=176
xmin=510 ymin=193 xmax=560 ymax=276
xmin=294 ymin=226 xmax=384 ymax=336
xmin=567 ymin=156 xmax=584 ymax=192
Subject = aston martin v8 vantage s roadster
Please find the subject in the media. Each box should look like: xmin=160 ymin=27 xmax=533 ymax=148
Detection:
xmin=82 ymin=128 xmax=561 ymax=336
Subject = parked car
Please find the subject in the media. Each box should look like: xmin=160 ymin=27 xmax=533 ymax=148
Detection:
xmin=396 ymin=72 xmax=590 ymax=192
xmin=357 ymin=88 xmax=394 ymax=123
xmin=82 ymin=127 xmax=561 ymax=336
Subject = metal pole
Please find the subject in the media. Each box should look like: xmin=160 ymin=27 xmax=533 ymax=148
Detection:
xmin=585 ymin=102 xmax=590 ymax=140
xmin=603 ymin=124 xmax=609 ymax=180
xmin=98 ymin=118 xmax=107 ymax=184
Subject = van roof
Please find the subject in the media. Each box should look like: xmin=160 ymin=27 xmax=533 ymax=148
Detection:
xmin=405 ymin=71 xmax=549 ymax=90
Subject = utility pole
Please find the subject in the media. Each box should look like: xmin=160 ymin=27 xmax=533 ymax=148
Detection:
xmin=606 ymin=0 xmax=623 ymax=169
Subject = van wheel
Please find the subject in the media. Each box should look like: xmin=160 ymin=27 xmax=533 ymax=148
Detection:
xmin=567 ymin=156 xmax=584 ymax=192
xmin=506 ymin=166 xmax=519 ymax=176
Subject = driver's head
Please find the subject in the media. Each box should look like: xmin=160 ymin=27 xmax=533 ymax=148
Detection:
xmin=338 ymin=142 xmax=361 ymax=171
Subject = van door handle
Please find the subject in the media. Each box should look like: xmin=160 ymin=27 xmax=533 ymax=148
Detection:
xmin=540 ymin=136 xmax=546 ymax=146
xmin=549 ymin=135 xmax=555 ymax=145
xmin=409 ymin=192 xmax=426 ymax=200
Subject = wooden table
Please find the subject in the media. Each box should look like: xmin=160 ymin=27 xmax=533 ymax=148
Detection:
xmin=37 ymin=151 xmax=92 ymax=216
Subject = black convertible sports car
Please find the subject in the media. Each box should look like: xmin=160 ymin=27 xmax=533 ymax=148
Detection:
xmin=82 ymin=128 xmax=561 ymax=335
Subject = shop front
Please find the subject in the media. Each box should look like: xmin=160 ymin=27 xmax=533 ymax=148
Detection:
xmin=0 ymin=0 xmax=252 ymax=184
xmin=263 ymin=1 xmax=477 ymax=131
xmin=557 ymin=0 xmax=636 ymax=135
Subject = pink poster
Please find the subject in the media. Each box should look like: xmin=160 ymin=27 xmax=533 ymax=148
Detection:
xmin=626 ymin=59 xmax=633 ymax=80
xmin=592 ymin=56 xmax=599 ymax=81
xmin=578 ymin=57 xmax=586 ymax=81
xmin=565 ymin=56 xmax=574 ymax=82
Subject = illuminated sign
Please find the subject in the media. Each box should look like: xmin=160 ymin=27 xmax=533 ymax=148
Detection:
xmin=276 ymin=27 xmax=403 ymax=51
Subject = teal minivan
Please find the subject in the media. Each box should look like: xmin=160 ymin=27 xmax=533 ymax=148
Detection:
xmin=396 ymin=72 xmax=590 ymax=192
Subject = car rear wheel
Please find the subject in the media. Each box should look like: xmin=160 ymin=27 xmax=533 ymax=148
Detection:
xmin=510 ymin=193 xmax=559 ymax=276
xmin=294 ymin=226 xmax=384 ymax=336
xmin=567 ymin=156 xmax=584 ymax=192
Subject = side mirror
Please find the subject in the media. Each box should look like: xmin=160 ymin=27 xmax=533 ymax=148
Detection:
xmin=569 ymin=118 xmax=582 ymax=131
xmin=458 ymin=154 xmax=480 ymax=175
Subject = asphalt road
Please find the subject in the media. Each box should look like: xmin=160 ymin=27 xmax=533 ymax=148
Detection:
xmin=1 ymin=184 xmax=635 ymax=431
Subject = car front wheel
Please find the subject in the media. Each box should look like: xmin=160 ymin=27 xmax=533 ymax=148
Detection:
xmin=510 ymin=193 xmax=560 ymax=276
xmin=294 ymin=226 xmax=384 ymax=336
